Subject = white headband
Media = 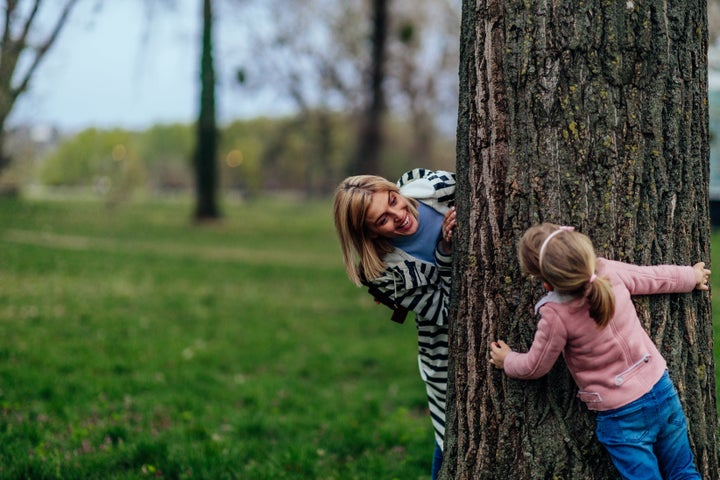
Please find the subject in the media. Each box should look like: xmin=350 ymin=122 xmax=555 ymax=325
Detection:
xmin=538 ymin=226 xmax=574 ymax=266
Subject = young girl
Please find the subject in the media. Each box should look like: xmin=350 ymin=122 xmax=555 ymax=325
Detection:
xmin=334 ymin=168 xmax=456 ymax=480
xmin=489 ymin=223 xmax=709 ymax=480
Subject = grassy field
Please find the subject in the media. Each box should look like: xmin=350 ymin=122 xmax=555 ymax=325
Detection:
xmin=1 ymin=195 xmax=719 ymax=479
xmin=0 ymin=196 xmax=433 ymax=479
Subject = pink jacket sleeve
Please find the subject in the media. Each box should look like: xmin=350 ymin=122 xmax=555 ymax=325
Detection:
xmin=503 ymin=307 xmax=567 ymax=379
xmin=601 ymin=259 xmax=697 ymax=295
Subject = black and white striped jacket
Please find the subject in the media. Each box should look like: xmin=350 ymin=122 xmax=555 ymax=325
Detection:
xmin=369 ymin=168 xmax=455 ymax=449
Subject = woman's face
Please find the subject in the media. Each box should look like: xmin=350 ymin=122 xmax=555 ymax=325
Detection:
xmin=364 ymin=190 xmax=418 ymax=238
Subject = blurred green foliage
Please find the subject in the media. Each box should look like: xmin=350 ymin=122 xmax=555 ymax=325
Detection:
xmin=33 ymin=114 xmax=455 ymax=201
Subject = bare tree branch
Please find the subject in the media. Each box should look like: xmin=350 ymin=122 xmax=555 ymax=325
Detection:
xmin=0 ymin=0 xmax=81 ymax=170
xmin=12 ymin=0 xmax=79 ymax=100
xmin=17 ymin=0 xmax=42 ymax=49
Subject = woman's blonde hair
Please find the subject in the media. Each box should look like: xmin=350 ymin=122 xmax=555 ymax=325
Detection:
xmin=519 ymin=223 xmax=615 ymax=328
xmin=333 ymin=175 xmax=418 ymax=286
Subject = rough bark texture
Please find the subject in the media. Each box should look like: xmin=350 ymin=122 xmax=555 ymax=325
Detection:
xmin=444 ymin=0 xmax=719 ymax=478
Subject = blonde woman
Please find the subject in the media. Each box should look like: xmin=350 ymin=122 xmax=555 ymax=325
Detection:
xmin=333 ymin=168 xmax=456 ymax=479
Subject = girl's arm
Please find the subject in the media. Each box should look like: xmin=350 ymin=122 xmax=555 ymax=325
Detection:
xmin=490 ymin=308 xmax=567 ymax=379
xmin=604 ymin=259 xmax=708 ymax=295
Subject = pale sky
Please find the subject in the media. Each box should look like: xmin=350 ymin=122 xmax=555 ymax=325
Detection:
xmin=9 ymin=1 xmax=289 ymax=132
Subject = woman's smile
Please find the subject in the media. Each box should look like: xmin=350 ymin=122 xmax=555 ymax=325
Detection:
xmin=366 ymin=190 xmax=419 ymax=238
xmin=398 ymin=212 xmax=411 ymax=230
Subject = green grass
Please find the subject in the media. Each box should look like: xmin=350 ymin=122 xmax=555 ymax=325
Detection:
xmin=1 ymin=195 xmax=719 ymax=479
xmin=0 ymin=196 xmax=434 ymax=479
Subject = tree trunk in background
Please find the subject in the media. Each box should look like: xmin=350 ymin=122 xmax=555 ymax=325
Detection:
xmin=348 ymin=0 xmax=388 ymax=176
xmin=443 ymin=1 xmax=719 ymax=478
xmin=193 ymin=0 xmax=220 ymax=221
xmin=0 ymin=0 xmax=79 ymax=173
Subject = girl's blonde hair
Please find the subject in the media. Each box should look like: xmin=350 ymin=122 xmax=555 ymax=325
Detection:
xmin=519 ymin=223 xmax=615 ymax=328
xmin=333 ymin=175 xmax=418 ymax=286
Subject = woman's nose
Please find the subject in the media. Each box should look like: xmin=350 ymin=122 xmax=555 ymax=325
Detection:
xmin=390 ymin=208 xmax=403 ymax=222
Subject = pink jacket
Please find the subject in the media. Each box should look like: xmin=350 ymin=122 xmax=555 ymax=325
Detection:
xmin=503 ymin=258 xmax=697 ymax=411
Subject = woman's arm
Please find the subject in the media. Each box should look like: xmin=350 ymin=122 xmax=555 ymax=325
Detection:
xmin=373 ymin=248 xmax=452 ymax=326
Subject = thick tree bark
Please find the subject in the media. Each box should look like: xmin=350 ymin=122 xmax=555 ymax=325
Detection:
xmin=193 ymin=0 xmax=220 ymax=221
xmin=444 ymin=1 xmax=719 ymax=478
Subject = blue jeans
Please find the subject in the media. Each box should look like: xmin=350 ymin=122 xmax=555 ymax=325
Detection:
xmin=431 ymin=442 xmax=443 ymax=480
xmin=595 ymin=371 xmax=701 ymax=479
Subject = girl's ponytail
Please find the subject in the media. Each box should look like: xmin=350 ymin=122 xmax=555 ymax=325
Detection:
xmin=587 ymin=275 xmax=615 ymax=328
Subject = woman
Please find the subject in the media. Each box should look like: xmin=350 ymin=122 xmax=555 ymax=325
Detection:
xmin=333 ymin=168 xmax=456 ymax=479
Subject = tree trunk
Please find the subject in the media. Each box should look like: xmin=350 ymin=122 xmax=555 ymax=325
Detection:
xmin=444 ymin=1 xmax=719 ymax=478
xmin=348 ymin=0 xmax=388 ymax=176
xmin=0 ymin=0 xmax=78 ymax=173
xmin=193 ymin=0 xmax=220 ymax=221
xmin=0 ymin=116 xmax=9 ymax=172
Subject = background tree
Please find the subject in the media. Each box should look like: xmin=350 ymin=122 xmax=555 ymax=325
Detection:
xmin=140 ymin=0 xmax=221 ymax=220
xmin=347 ymin=0 xmax=388 ymax=176
xmin=389 ymin=0 xmax=460 ymax=167
xmin=0 ymin=0 xmax=79 ymax=173
xmin=239 ymin=0 xmax=459 ymax=184
xmin=193 ymin=0 xmax=220 ymax=221
xmin=710 ymin=0 xmax=720 ymax=44
xmin=238 ymin=0 xmax=389 ymax=183
xmin=234 ymin=0 xmax=352 ymax=196
xmin=443 ymin=0 xmax=720 ymax=478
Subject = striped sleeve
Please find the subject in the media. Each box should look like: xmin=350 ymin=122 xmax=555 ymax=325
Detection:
xmin=373 ymin=254 xmax=451 ymax=326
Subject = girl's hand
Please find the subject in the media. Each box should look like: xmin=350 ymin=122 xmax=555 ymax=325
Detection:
xmin=438 ymin=207 xmax=456 ymax=254
xmin=693 ymin=262 xmax=710 ymax=291
xmin=490 ymin=340 xmax=512 ymax=369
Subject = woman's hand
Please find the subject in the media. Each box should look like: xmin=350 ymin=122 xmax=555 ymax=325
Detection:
xmin=438 ymin=207 xmax=456 ymax=254
xmin=490 ymin=340 xmax=512 ymax=369
xmin=693 ymin=262 xmax=710 ymax=291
